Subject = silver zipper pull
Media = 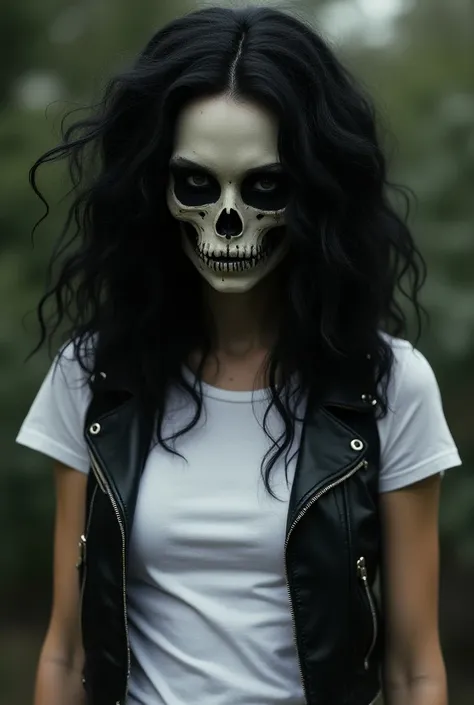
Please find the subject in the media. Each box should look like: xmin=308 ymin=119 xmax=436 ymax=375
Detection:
xmin=76 ymin=534 xmax=87 ymax=569
xmin=357 ymin=556 xmax=368 ymax=581
xmin=357 ymin=555 xmax=377 ymax=670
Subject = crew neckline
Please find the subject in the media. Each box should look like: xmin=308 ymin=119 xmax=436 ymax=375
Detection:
xmin=182 ymin=365 xmax=271 ymax=403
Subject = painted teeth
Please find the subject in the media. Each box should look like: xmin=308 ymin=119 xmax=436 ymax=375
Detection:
xmin=191 ymin=238 xmax=279 ymax=272
xmin=202 ymin=258 xmax=265 ymax=272
xmin=195 ymin=247 xmax=274 ymax=271
xmin=196 ymin=246 xmax=266 ymax=259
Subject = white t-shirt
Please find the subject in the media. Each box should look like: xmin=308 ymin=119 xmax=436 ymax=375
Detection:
xmin=16 ymin=336 xmax=461 ymax=705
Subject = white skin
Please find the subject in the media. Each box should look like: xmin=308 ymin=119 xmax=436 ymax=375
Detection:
xmin=167 ymin=94 xmax=289 ymax=374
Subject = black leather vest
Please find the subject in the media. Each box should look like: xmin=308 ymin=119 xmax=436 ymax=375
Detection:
xmin=78 ymin=363 xmax=383 ymax=705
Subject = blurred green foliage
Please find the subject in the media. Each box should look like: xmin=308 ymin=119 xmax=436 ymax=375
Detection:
xmin=323 ymin=0 xmax=474 ymax=560
xmin=1 ymin=0 xmax=473 ymax=703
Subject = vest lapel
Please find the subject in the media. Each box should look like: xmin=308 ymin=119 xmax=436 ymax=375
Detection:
xmin=286 ymin=373 xmax=375 ymax=534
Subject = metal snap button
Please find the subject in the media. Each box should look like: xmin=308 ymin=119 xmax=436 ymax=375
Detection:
xmin=89 ymin=422 xmax=101 ymax=435
xmin=350 ymin=439 xmax=364 ymax=451
xmin=361 ymin=393 xmax=378 ymax=406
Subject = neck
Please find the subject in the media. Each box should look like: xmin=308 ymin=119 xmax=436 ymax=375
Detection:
xmin=202 ymin=273 xmax=281 ymax=358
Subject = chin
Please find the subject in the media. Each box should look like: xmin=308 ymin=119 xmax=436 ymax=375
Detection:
xmin=202 ymin=273 xmax=262 ymax=294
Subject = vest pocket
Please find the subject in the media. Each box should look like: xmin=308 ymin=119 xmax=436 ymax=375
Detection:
xmin=356 ymin=556 xmax=378 ymax=670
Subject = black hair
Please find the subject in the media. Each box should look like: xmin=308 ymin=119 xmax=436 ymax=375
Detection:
xmin=30 ymin=6 xmax=426 ymax=498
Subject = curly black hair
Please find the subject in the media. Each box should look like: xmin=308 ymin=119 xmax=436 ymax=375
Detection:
xmin=30 ymin=6 xmax=426 ymax=498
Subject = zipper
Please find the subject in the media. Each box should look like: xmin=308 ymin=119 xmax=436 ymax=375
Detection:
xmin=77 ymin=484 xmax=98 ymax=571
xmin=367 ymin=691 xmax=382 ymax=705
xmin=284 ymin=458 xmax=368 ymax=700
xmin=87 ymin=447 xmax=131 ymax=703
xmin=77 ymin=482 xmax=98 ymax=691
xmin=357 ymin=556 xmax=378 ymax=670
xmin=76 ymin=534 xmax=87 ymax=571
xmin=89 ymin=454 xmax=108 ymax=494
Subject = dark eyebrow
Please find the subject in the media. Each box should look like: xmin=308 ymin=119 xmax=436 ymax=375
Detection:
xmin=169 ymin=157 xmax=210 ymax=172
xmin=246 ymin=163 xmax=284 ymax=176
xmin=169 ymin=156 xmax=284 ymax=177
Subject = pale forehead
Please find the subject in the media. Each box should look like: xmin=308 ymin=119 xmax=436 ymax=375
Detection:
xmin=172 ymin=94 xmax=280 ymax=173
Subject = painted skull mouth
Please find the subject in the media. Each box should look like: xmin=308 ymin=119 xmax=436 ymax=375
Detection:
xmin=184 ymin=224 xmax=285 ymax=272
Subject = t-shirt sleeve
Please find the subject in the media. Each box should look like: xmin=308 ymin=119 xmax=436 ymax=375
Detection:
xmin=16 ymin=344 xmax=92 ymax=474
xmin=378 ymin=342 xmax=462 ymax=493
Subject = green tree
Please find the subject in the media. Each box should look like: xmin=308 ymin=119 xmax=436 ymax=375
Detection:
xmin=2 ymin=1 xmax=473 ymax=702
xmin=0 ymin=3 xmax=193 ymax=701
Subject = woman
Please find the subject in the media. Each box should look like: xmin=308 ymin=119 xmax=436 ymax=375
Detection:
xmin=17 ymin=6 xmax=461 ymax=705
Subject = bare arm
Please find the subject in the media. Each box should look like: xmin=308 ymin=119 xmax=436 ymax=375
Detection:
xmin=34 ymin=463 xmax=88 ymax=705
xmin=380 ymin=473 xmax=448 ymax=705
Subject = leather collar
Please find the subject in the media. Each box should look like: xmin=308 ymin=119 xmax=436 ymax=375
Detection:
xmin=90 ymin=356 xmax=378 ymax=413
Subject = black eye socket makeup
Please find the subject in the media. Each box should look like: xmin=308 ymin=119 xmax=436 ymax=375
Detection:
xmin=241 ymin=169 xmax=289 ymax=211
xmin=169 ymin=157 xmax=289 ymax=211
xmin=169 ymin=158 xmax=221 ymax=206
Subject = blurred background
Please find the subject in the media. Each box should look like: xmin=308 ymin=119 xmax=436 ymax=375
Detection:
xmin=1 ymin=0 xmax=473 ymax=703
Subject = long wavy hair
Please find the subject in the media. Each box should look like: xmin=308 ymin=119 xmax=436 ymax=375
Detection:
xmin=30 ymin=6 xmax=426 ymax=498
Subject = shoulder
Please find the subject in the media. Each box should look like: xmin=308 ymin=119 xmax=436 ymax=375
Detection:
xmin=376 ymin=334 xmax=461 ymax=492
xmin=381 ymin=334 xmax=440 ymax=410
xmin=52 ymin=337 xmax=95 ymax=389
xmin=35 ymin=338 xmax=94 ymax=419
xmin=16 ymin=338 xmax=95 ymax=473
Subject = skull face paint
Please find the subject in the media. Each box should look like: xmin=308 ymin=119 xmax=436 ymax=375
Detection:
xmin=167 ymin=95 xmax=289 ymax=293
